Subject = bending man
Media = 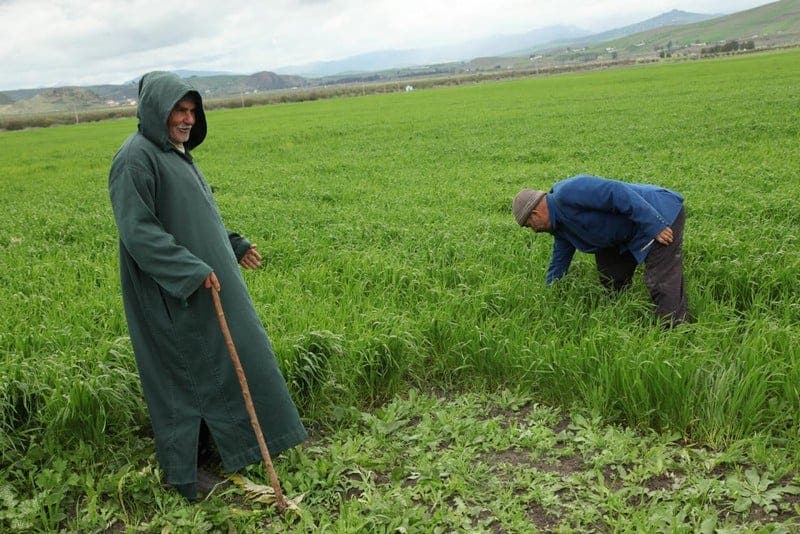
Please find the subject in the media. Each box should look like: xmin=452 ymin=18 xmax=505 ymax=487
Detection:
xmin=513 ymin=174 xmax=691 ymax=327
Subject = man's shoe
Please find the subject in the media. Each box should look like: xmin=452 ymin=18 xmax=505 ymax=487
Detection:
xmin=197 ymin=467 xmax=229 ymax=496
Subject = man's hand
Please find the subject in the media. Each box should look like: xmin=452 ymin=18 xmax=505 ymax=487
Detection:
xmin=204 ymin=271 xmax=220 ymax=291
xmin=655 ymin=227 xmax=674 ymax=245
xmin=239 ymin=244 xmax=262 ymax=270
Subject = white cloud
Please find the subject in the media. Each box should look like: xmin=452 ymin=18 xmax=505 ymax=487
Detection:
xmin=0 ymin=0 xmax=774 ymax=90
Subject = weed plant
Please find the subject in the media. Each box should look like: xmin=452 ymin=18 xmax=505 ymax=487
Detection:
xmin=1 ymin=49 xmax=799 ymax=530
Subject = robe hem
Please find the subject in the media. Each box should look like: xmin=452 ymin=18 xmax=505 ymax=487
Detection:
xmin=161 ymin=427 xmax=308 ymax=486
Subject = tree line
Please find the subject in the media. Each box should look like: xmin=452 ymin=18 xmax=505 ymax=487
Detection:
xmin=701 ymin=40 xmax=756 ymax=55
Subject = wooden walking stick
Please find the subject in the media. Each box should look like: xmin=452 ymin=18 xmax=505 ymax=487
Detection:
xmin=210 ymin=286 xmax=289 ymax=512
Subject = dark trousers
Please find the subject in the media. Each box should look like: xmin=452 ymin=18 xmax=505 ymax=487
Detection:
xmin=594 ymin=207 xmax=690 ymax=326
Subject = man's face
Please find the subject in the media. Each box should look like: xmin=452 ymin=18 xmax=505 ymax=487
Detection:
xmin=525 ymin=204 xmax=550 ymax=233
xmin=167 ymin=98 xmax=196 ymax=145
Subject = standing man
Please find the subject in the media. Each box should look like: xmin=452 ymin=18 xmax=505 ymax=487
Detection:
xmin=512 ymin=174 xmax=691 ymax=327
xmin=109 ymin=71 xmax=306 ymax=501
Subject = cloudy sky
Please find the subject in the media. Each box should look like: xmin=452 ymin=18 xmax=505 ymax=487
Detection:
xmin=0 ymin=0 xmax=773 ymax=91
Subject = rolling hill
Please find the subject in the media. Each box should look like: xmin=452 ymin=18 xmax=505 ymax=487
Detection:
xmin=275 ymin=25 xmax=590 ymax=77
xmin=545 ymin=0 xmax=800 ymax=60
xmin=0 ymin=71 xmax=309 ymax=114
xmin=504 ymin=9 xmax=723 ymax=56
xmin=3 ymin=87 xmax=105 ymax=114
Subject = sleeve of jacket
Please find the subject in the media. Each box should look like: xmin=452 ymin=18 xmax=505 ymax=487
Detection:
xmin=109 ymin=160 xmax=212 ymax=300
xmin=546 ymin=236 xmax=576 ymax=284
xmin=227 ymin=231 xmax=252 ymax=262
xmin=566 ymin=177 xmax=669 ymax=238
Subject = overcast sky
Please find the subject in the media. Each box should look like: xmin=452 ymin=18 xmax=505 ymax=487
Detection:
xmin=0 ymin=0 xmax=773 ymax=91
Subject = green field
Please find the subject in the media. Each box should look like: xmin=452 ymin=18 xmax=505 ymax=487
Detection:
xmin=2 ymin=50 xmax=800 ymax=531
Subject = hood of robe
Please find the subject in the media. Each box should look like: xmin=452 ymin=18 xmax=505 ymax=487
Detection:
xmin=136 ymin=71 xmax=207 ymax=151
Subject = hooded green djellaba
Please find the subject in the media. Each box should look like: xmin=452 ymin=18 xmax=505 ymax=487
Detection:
xmin=108 ymin=71 xmax=307 ymax=500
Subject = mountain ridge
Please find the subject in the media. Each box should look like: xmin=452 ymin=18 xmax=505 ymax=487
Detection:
xmin=502 ymin=9 xmax=722 ymax=56
xmin=274 ymin=25 xmax=591 ymax=77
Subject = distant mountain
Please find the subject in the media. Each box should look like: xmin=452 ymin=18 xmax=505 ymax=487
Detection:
xmin=274 ymin=12 xmax=728 ymax=77
xmin=508 ymin=9 xmax=723 ymax=55
xmin=566 ymin=0 xmax=800 ymax=59
xmin=451 ymin=0 xmax=798 ymax=71
xmin=276 ymin=25 xmax=590 ymax=77
xmin=244 ymin=71 xmax=307 ymax=91
xmin=2 ymin=88 xmax=40 ymax=103
xmin=598 ymin=9 xmax=723 ymax=38
xmin=1 ymin=87 xmax=105 ymax=114
xmin=180 ymin=71 xmax=309 ymax=97
xmin=38 ymin=87 xmax=103 ymax=104
xmin=1 ymin=83 xmax=138 ymax=104
xmin=0 ymin=70 xmax=309 ymax=115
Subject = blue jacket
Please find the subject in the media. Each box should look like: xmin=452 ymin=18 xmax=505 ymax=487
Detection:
xmin=545 ymin=175 xmax=684 ymax=284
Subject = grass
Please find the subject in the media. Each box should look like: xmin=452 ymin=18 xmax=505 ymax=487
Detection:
xmin=1 ymin=48 xmax=799 ymax=530
xmin=5 ymin=389 xmax=799 ymax=531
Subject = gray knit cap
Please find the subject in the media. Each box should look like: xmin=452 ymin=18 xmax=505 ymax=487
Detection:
xmin=512 ymin=189 xmax=546 ymax=226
